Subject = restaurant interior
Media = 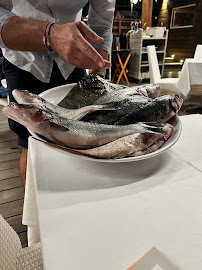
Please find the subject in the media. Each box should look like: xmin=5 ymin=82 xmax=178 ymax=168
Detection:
xmin=1 ymin=0 xmax=202 ymax=269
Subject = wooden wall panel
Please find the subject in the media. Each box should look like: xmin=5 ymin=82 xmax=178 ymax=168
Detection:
xmin=158 ymin=0 xmax=202 ymax=61
xmin=141 ymin=0 xmax=153 ymax=27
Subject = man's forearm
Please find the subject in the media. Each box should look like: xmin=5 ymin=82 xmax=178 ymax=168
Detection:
xmin=1 ymin=16 xmax=49 ymax=51
xmin=1 ymin=16 xmax=111 ymax=70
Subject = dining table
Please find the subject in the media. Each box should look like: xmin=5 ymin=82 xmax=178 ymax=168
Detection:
xmin=177 ymin=58 xmax=202 ymax=102
xmin=22 ymin=114 xmax=202 ymax=270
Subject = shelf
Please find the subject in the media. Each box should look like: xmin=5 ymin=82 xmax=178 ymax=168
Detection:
xmin=128 ymin=29 xmax=168 ymax=81
xmin=143 ymin=37 xmax=167 ymax=40
xmin=141 ymin=62 xmax=163 ymax=67
xmin=141 ymin=50 xmax=165 ymax=54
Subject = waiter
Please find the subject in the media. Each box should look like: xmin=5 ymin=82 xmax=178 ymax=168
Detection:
xmin=0 ymin=0 xmax=115 ymax=185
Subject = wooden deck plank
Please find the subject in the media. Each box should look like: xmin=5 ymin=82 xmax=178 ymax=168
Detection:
xmin=0 ymin=159 xmax=19 ymax=170
xmin=0 ymin=176 xmax=23 ymax=191
xmin=0 ymin=120 xmax=10 ymax=126
xmin=0 ymin=167 xmax=20 ymax=180
xmin=0 ymin=187 xmax=24 ymax=204
xmin=0 ymin=140 xmax=19 ymax=149
xmin=0 ymin=152 xmax=21 ymax=163
xmin=0 ymin=146 xmax=21 ymax=155
xmin=0 ymin=106 xmax=27 ymax=247
xmin=0 ymin=133 xmax=18 ymax=142
xmin=6 ymin=214 xmax=27 ymax=234
xmin=19 ymin=231 xmax=28 ymax=248
xmin=0 ymin=199 xmax=24 ymax=219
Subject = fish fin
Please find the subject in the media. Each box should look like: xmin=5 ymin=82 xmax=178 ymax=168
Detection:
xmin=100 ymin=101 xmax=120 ymax=111
xmin=141 ymin=121 xmax=164 ymax=127
xmin=139 ymin=122 xmax=166 ymax=134
xmin=18 ymin=104 xmax=36 ymax=109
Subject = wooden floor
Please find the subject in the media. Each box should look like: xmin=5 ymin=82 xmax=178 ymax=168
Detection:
xmin=0 ymin=104 xmax=27 ymax=248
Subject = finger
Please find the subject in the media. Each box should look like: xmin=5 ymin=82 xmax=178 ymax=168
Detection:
xmin=76 ymin=21 xmax=103 ymax=44
xmin=76 ymin=35 xmax=105 ymax=68
xmin=71 ymin=57 xmax=100 ymax=70
xmin=104 ymin=60 xmax=111 ymax=68
xmin=68 ymin=48 xmax=104 ymax=70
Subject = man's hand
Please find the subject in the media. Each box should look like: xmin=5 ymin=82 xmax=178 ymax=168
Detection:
xmin=50 ymin=21 xmax=111 ymax=70
xmin=2 ymin=17 xmax=111 ymax=71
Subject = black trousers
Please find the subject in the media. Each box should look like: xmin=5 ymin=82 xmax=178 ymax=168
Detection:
xmin=3 ymin=58 xmax=86 ymax=148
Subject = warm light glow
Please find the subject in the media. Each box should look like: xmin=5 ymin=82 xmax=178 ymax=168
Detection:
xmin=130 ymin=0 xmax=138 ymax=4
xmin=180 ymin=59 xmax=184 ymax=63
xmin=162 ymin=0 xmax=168 ymax=9
xmin=171 ymin=54 xmax=175 ymax=58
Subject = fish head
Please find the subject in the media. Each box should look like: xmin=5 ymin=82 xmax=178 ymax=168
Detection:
xmin=146 ymin=84 xmax=162 ymax=98
xmin=12 ymin=89 xmax=39 ymax=105
xmin=79 ymin=74 xmax=104 ymax=90
xmin=2 ymin=103 xmax=47 ymax=125
xmin=169 ymin=94 xmax=183 ymax=114
xmin=152 ymin=94 xmax=183 ymax=123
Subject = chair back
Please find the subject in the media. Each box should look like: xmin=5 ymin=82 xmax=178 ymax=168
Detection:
xmin=0 ymin=215 xmax=21 ymax=270
xmin=194 ymin=45 xmax=202 ymax=59
xmin=147 ymin=45 xmax=161 ymax=84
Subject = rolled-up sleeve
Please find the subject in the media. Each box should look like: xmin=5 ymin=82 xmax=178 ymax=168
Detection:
xmin=87 ymin=0 xmax=115 ymax=53
xmin=0 ymin=3 xmax=15 ymax=48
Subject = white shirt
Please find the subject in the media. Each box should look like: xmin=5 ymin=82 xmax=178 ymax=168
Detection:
xmin=0 ymin=0 xmax=115 ymax=82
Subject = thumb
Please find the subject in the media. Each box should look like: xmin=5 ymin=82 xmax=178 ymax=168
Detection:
xmin=76 ymin=21 xmax=103 ymax=44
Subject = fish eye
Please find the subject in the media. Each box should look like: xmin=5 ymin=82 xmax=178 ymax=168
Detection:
xmin=174 ymin=94 xmax=180 ymax=99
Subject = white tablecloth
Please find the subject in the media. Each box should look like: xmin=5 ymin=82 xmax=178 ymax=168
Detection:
xmin=177 ymin=58 xmax=202 ymax=97
xmin=23 ymin=114 xmax=202 ymax=270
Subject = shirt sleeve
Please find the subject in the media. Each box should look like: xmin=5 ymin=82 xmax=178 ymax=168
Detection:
xmin=0 ymin=4 xmax=16 ymax=48
xmin=87 ymin=0 xmax=115 ymax=53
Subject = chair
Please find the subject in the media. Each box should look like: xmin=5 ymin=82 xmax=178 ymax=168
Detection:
xmin=111 ymin=49 xmax=132 ymax=85
xmin=194 ymin=45 xmax=202 ymax=59
xmin=0 ymin=215 xmax=43 ymax=270
xmin=147 ymin=45 xmax=180 ymax=95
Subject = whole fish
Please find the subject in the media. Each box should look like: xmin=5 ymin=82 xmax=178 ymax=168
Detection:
xmin=12 ymin=89 xmax=115 ymax=120
xmin=94 ymin=84 xmax=162 ymax=105
xmin=116 ymin=94 xmax=183 ymax=125
xmin=68 ymin=123 xmax=174 ymax=159
xmin=3 ymin=103 xmax=165 ymax=149
xmin=85 ymin=94 xmax=183 ymax=125
xmin=58 ymin=74 xmax=126 ymax=109
xmin=83 ymin=95 xmax=153 ymax=125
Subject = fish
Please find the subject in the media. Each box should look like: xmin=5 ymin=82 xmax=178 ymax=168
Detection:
xmin=115 ymin=94 xmax=183 ymax=125
xmin=12 ymin=89 xmax=115 ymax=120
xmin=68 ymin=123 xmax=174 ymax=159
xmin=93 ymin=84 xmax=162 ymax=105
xmin=83 ymin=95 xmax=153 ymax=125
xmin=136 ymin=84 xmax=162 ymax=99
xmin=85 ymin=94 xmax=183 ymax=125
xmin=3 ymin=103 xmax=165 ymax=149
xmin=58 ymin=74 xmax=126 ymax=109
xmin=130 ymin=123 xmax=174 ymax=157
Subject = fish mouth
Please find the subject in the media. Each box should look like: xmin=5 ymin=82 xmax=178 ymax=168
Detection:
xmin=4 ymin=103 xmax=46 ymax=123
xmin=174 ymin=94 xmax=183 ymax=111
xmin=2 ymin=103 xmax=22 ymax=121
xmin=169 ymin=94 xmax=183 ymax=113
